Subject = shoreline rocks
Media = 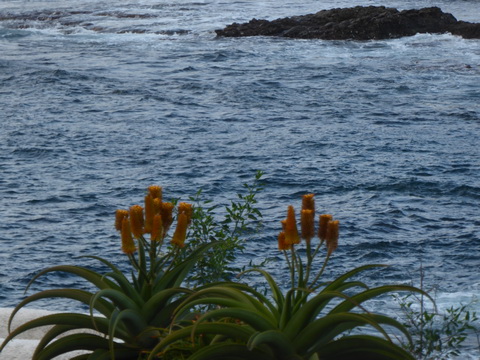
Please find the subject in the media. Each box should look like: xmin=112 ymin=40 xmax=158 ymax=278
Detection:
xmin=215 ymin=6 xmax=480 ymax=40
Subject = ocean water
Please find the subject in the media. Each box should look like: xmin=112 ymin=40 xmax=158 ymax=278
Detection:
xmin=1 ymin=0 xmax=479 ymax=355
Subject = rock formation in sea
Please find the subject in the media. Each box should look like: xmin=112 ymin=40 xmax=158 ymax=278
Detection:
xmin=215 ymin=6 xmax=480 ymax=40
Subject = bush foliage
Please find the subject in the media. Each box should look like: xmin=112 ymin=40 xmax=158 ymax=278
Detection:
xmin=0 ymin=174 xmax=453 ymax=360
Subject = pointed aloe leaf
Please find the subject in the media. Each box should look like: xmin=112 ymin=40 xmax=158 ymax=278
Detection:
xmin=8 ymin=289 xmax=114 ymax=330
xmin=155 ymin=243 xmax=216 ymax=292
xmin=330 ymin=284 xmax=432 ymax=314
xmin=219 ymin=282 xmax=279 ymax=317
xmin=68 ymin=355 xmax=90 ymax=360
xmin=149 ymin=297 xmax=186 ymax=327
xmin=283 ymin=290 xmax=348 ymax=338
xmin=334 ymin=280 xmax=369 ymax=293
xmin=109 ymin=308 xmax=150 ymax=349
xmin=292 ymin=313 xmax=394 ymax=355
xmin=34 ymin=324 xmax=80 ymax=358
xmin=1 ymin=313 xmax=114 ymax=353
xmin=102 ymin=271 xmax=144 ymax=306
xmin=34 ymin=333 xmax=140 ymax=360
xmin=306 ymin=313 xmax=411 ymax=356
xmin=316 ymin=335 xmax=415 ymax=360
xmin=239 ymin=268 xmax=285 ymax=309
xmin=34 ymin=333 xmax=109 ymax=360
xmin=79 ymin=255 xmax=124 ymax=276
xmin=321 ymin=264 xmax=387 ymax=293
xmin=177 ymin=297 xmax=256 ymax=314
xmin=247 ymin=330 xmax=297 ymax=360
xmin=290 ymin=288 xmax=314 ymax=316
xmin=188 ymin=343 xmax=270 ymax=360
xmin=175 ymin=286 xmax=275 ymax=324
xmin=86 ymin=348 xmax=139 ymax=360
xmin=192 ymin=287 xmax=272 ymax=319
xmin=80 ymin=349 xmax=108 ymax=360
xmin=91 ymin=288 xmax=142 ymax=313
xmin=142 ymin=287 xmax=192 ymax=322
xmin=279 ymin=289 xmax=294 ymax=329
xmin=195 ymin=307 xmax=276 ymax=332
xmin=26 ymin=265 xmax=119 ymax=293
xmin=33 ymin=318 xmax=130 ymax=360
xmin=369 ymin=313 xmax=412 ymax=343
xmin=148 ymin=322 xmax=255 ymax=359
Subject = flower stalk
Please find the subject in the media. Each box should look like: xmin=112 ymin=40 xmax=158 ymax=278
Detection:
xmin=279 ymin=194 xmax=340 ymax=305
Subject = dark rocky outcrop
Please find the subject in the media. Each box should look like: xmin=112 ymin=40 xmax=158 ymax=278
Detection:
xmin=215 ymin=6 xmax=480 ymax=40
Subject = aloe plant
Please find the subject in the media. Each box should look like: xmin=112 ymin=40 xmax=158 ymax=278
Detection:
xmin=149 ymin=194 xmax=429 ymax=359
xmin=0 ymin=186 xmax=212 ymax=360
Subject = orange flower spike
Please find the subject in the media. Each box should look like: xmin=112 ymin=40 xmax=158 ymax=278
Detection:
xmin=151 ymin=214 xmax=164 ymax=242
xmin=148 ymin=185 xmax=162 ymax=201
xmin=284 ymin=205 xmax=300 ymax=245
xmin=115 ymin=209 xmax=129 ymax=232
xmin=121 ymin=218 xmax=136 ymax=254
xmin=144 ymin=195 xmax=154 ymax=234
xmin=280 ymin=219 xmax=287 ymax=231
xmin=326 ymin=220 xmax=340 ymax=255
xmin=301 ymin=209 xmax=315 ymax=243
xmin=318 ymin=214 xmax=333 ymax=241
xmin=302 ymin=194 xmax=315 ymax=212
xmin=278 ymin=231 xmax=292 ymax=251
xmin=153 ymin=198 xmax=162 ymax=215
xmin=161 ymin=202 xmax=174 ymax=233
xmin=129 ymin=205 xmax=144 ymax=239
xmin=178 ymin=202 xmax=193 ymax=225
xmin=171 ymin=213 xmax=188 ymax=248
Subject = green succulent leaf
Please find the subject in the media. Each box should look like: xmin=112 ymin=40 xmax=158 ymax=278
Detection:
xmin=1 ymin=313 xmax=117 ymax=354
xmin=283 ymin=290 xmax=347 ymax=338
xmin=103 ymin=271 xmax=144 ymax=305
xmin=331 ymin=285 xmax=433 ymax=314
xmin=7 ymin=289 xmax=114 ymax=332
xmin=91 ymin=288 xmax=142 ymax=313
xmin=213 ymin=282 xmax=279 ymax=317
xmin=79 ymin=255 xmax=124 ymax=276
xmin=33 ymin=333 xmax=110 ymax=360
xmin=34 ymin=324 xmax=82 ymax=358
xmin=247 ymin=330 xmax=298 ymax=360
xmin=187 ymin=343 xmax=269 ymax=360
xmin=109 ymin=308 xmax=150 ymax=349
xmin=148 ymin=322 xmax=255 ymax=359
xmin=292 ymin=312 xmax=409 ymax=355
xmin=36 ymin=332 xmax=141 ymax=360
xmin=239 ymin=268 xmax=285 ymax=309
xmin=321 ymin=264 xmax=387 ymax=293
xmin=154 ymin=243 xmax=217 ymax=292
xmin=316 ymin=335 xmax=416 ymax=360
xmin=175 ymin=286 xmax=275 ymax=324
xmin=26 ymin=265 xmax=119 ymax=293
xmin=141 ymin=287 xmax=192 ymax=323
xmin=194 ymin=307 xmax=276 ymax=332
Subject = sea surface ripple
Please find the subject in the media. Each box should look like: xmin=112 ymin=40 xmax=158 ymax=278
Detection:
xmin=1 ymin=0 xmax=479 ymax=353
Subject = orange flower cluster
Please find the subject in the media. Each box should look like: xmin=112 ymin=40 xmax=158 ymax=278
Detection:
xmin=278 ymin=194 xmax=339 ymax=255
xmin=115 ymin=185 xmax=193 ymax=253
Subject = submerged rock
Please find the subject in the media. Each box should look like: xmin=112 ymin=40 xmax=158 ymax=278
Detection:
xmin=215 ymin=6 xmax=480 ymax=40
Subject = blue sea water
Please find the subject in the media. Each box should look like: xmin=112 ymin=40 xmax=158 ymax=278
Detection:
xmin=1 ymin=0 xmax=479 ymax=354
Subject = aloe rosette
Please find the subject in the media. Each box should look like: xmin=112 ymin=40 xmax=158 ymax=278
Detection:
xmin=0 ymin=186 xmax=210 ymax=360
xmin=149 ymin=195 xmax=428 ymax=360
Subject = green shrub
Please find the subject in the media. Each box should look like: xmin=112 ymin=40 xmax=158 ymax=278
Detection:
xmin=394 ymin=265 xmax=480 ymax=359
xmin=1 ymin=181 xmax=436 ymax=360
xmin=180 ymin=170 xmax=264 ymax=286
xmin=0 ymin=175 xmax=264 ymax=360
xmin=149 ymin=194 xmax=426 ymax=360
xmin=0 ymin=186 xmax=213 ymax=359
